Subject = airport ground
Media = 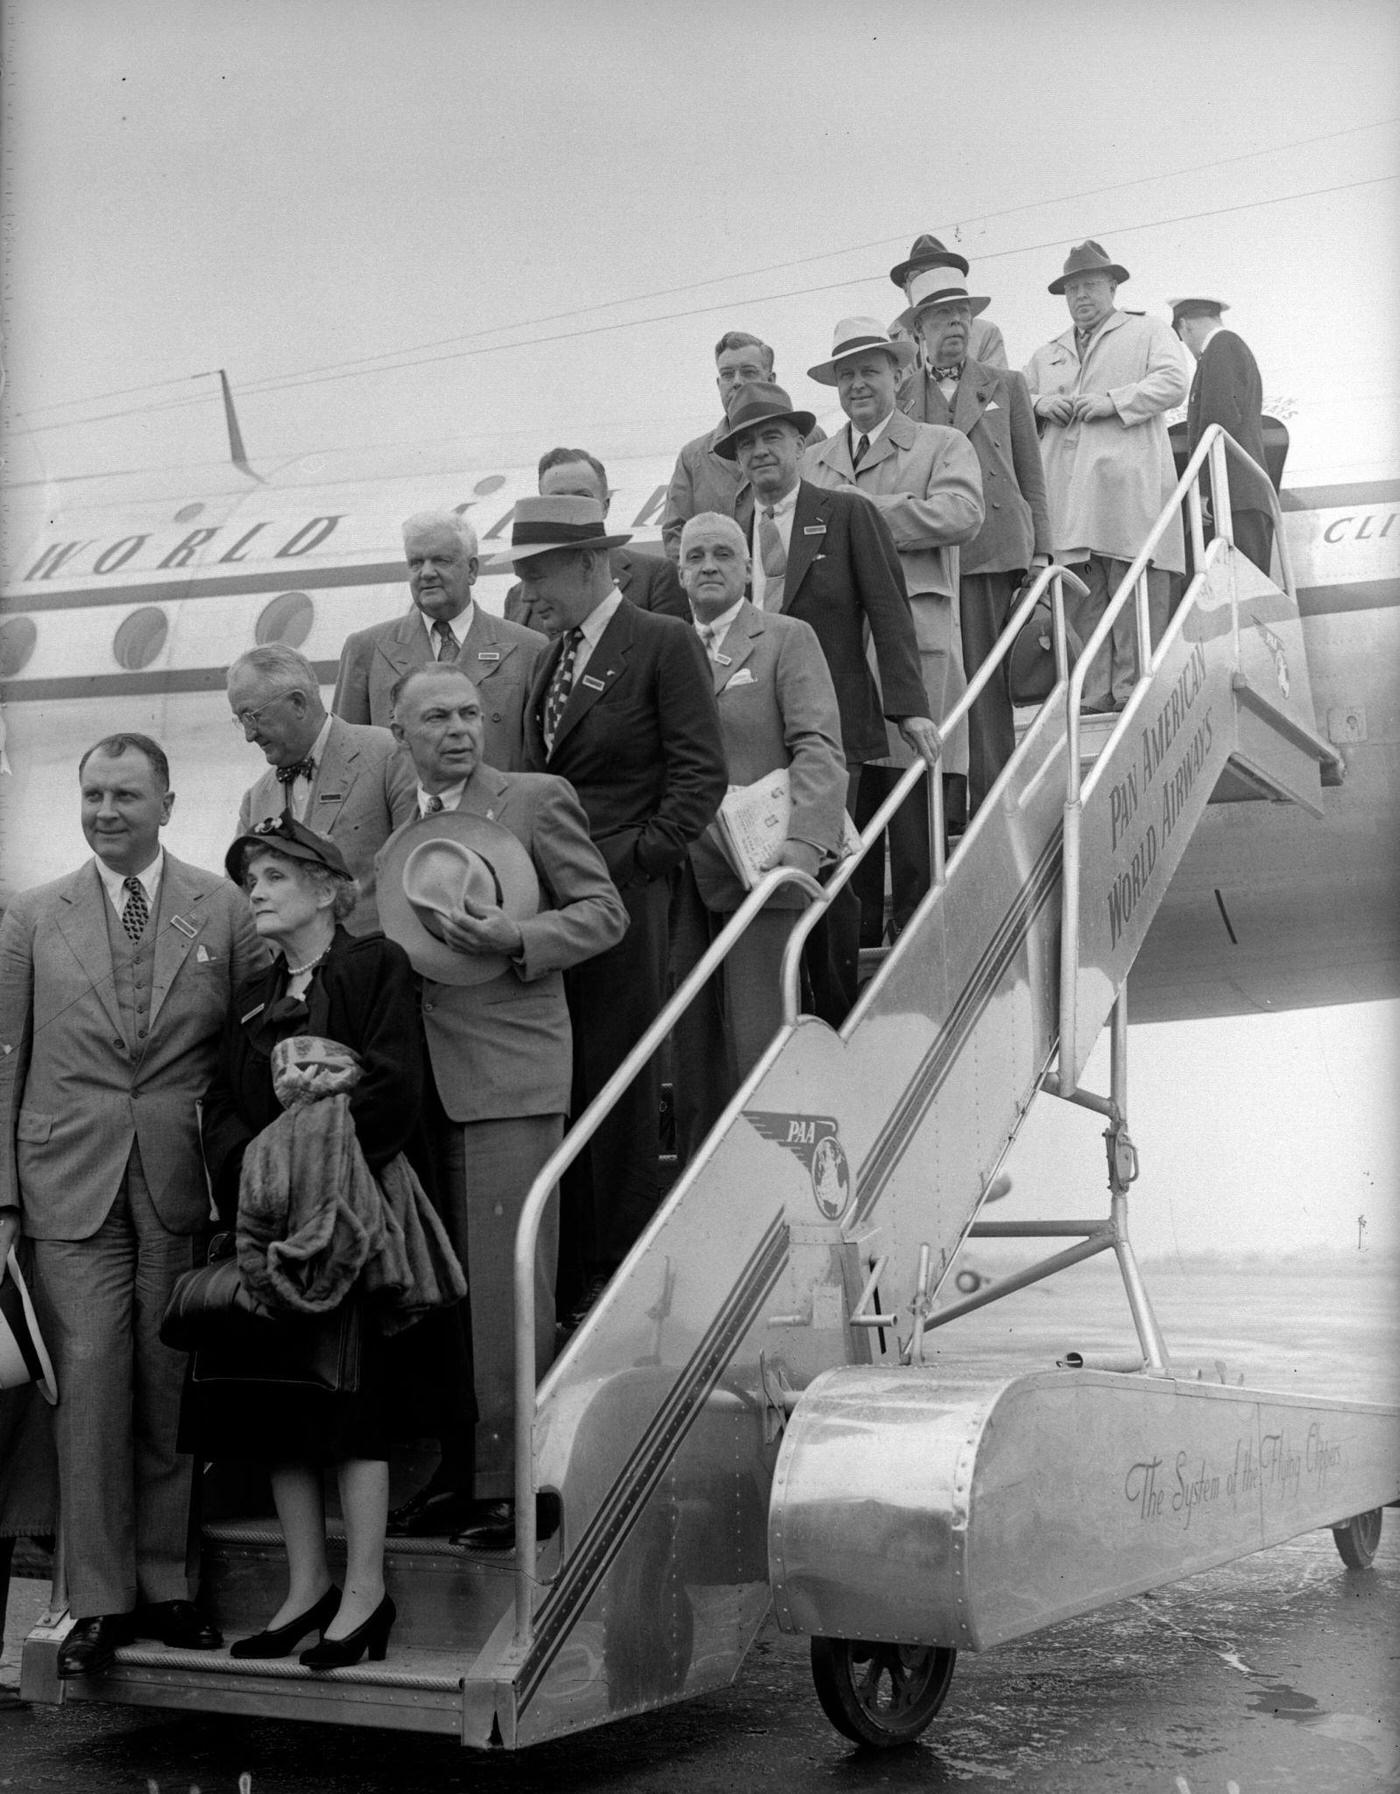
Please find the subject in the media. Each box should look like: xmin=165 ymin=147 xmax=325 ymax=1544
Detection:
xmin=4 ymin=1258 xmax=1396 ymax=1793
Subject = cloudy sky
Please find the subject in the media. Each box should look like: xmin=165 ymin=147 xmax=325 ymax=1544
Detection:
xmin=1 ymin=0 xmax=1396 ymax=1259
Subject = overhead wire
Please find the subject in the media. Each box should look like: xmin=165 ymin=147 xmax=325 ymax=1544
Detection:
xmin=12 ymin=167 xmax=1397 ymax=437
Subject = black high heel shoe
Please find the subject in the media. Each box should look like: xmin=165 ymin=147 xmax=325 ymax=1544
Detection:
xmin=229 ymin=1586 xmax=341 ymax=1660
xmin=299 ymin=1594 xmax=396 ymax=1670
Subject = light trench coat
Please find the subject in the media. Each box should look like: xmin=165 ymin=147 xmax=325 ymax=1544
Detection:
xmin=1023 ymin=310 xmax=1188 ymax=575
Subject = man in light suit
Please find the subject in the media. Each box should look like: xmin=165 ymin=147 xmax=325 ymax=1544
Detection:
xmin=802 ymin=321 xmax=984 ymax=938
xmin=230 ymin=643 xmax=417 ymax=932
xmin=672 ymin=514 xmax=847 ymax=1160
xmin=380 ymin=664 xmax=627 ymax=1548
xmin=715 ymin=381 xmax=934 ymax=1014
xmin=506 ymin=449 xmax=688 ymax=628
xmin=0 ymin=733 xmax=264 ymax=1677
xmin=902 ymin=281 xmax=1052 ymax=811
xmin=333 ymin=509 xmax=546 ymax=770
xmin=661 ymin=331 xmax=826 ymax=560
xmin=1171 ymin=296 xmax=1273 ymax=574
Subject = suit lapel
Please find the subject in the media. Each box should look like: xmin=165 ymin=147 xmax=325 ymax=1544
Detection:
xmin=613 ymin=551 xmax=635 ymax=599
xmin=551 ymin=603 xmax=633 ymax=754
xmin=816 ymin=430 xmax=857 ymax=481
xmin=464 ymin=606 xmax=519 ymax=685
xmin=716 ymin=607 xmax=761 ymax=689
xmin=377 ymin=610 xmax=429 ymax=681
xmin=148 ymin=855 xmax=205 ymax=1029
xmin=780 ymin=482 xmax=826 ymax=613
xmin=456 ymin=763 xmax=511 ymax=824
xmin=53 ymin=865 xmax=125 ymax=1043
xmin=859 ymin=427 xmax=898 ymax=475
xmin=307 ymin=719 xmax=360 ymax=827
xmin=953 ymin=365 xmax=995 ymax=436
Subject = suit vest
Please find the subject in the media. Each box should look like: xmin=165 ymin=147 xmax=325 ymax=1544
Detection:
xmin=102 ymin=883 xmax=158 ymax=1056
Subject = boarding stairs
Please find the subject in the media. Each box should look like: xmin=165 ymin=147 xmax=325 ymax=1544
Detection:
xmin=27 ymin=427 xmax=1397 ymax=1747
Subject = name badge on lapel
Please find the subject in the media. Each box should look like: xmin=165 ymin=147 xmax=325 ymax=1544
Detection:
xmin=803 ymin=524 xmax=826 ymax=536
xmin=170 ymin=914 xmax=197 ymax=939
xmin=317 ymin=792 xmax=344 ymax=803
xmin=580 ymin=673 xmax=606 ymax=691
xmin=476 ymin=650 xmax=501 ymax=663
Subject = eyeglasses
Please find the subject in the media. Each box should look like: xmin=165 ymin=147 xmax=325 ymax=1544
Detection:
xmin=230 ymin=692 xmax=295 ymax=732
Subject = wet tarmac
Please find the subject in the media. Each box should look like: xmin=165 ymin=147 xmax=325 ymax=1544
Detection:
xmin=4 ymin=1258 xmax=1396 ymax=1792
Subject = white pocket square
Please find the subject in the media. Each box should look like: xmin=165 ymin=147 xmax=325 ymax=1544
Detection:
xmin=985 ymin=400 xmax=1000 ymax=411
xmin=725 ymin=667 xmax=756 ymax=687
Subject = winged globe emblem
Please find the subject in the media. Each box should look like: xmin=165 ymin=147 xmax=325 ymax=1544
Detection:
xmin=744 ymin=1111 xmax=853 ymax=1221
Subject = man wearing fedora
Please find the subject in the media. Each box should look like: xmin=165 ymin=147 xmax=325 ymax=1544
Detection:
xmin=334 ymin=509 xmax=547 ymax=770
xmin=672 ymin=512 xmax=848 ymax=1158
xmin=231 ymin=643 xmax=417 ymax=932
xmin=802 ymin=318 xmax=984 ymax=939
xmin=506 ymin=449 xmax=688 ymax=629
xmin=898 ymin=274 xmax=1052 ymax=812
xmin=1171 ymin=296 xmax=1273 ymax=575
xmin=0 ymin=732 xmax=264 ymax=1676
xmin=1024 ymin=241 xmax=1188 ymax=712
xmin=889 ymin=235 xmax=1008 ymax=371
xmin=511 ymin=495 xmax=726 ymax=1317
xmin=714 ymin=380 xmax=932 ymax=1007
xmin=380 ymin=663 xmax=627 ymax=1547
xmin=661 ymin=331 xmax=826 ymax=562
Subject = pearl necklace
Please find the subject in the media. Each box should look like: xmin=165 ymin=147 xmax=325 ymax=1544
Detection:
xmin=283 ymin=943 xmax=332 ymax=977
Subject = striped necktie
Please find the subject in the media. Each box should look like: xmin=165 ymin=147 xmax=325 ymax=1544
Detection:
xmin=758 ymin=508 xmax=787 ymax=607
xmin=433 ymin=620 xmax=459 ymax=662
xmin=542 ymin=628 xmax=581 ymax=753
xmin=852 ymin=431 xmax=871 ymax=469
xmin=122 ymin=876 xmax=149 ymax=943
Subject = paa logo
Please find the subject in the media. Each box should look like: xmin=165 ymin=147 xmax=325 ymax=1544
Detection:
xmin=745 ymin=1112 xmax=853 ymax=1221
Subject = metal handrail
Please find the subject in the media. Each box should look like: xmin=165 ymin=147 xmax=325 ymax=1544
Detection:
xmin=1057 ymin=423 xmax=1295 ymax=1090
xmin=778 ymin=561 xmax=1088 ymax=1027
xmin=509 ymin=860 xmax=822 ymax=1644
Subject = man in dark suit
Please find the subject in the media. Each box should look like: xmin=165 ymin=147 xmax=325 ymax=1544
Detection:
xmin=0 ymin=733 xmax=264 ymax=1676
xmin=713 ymin=382 xmax=934 ymax=1014
xmin=1171 ymin=297 xmax=1273 ymax=574
xmin=661 ymin=332 xmax=826 ymax=560
xmin=231 ymin=644 xmax=417 ymax=933
xmin=505 ymin=448 xmax=687 ymax=628
xmin=333 ymin=509 xmax=546 ymax=771
xmin=901 ymin=282 xmax=1052 ymax=811
xmin=510 ymin=497 xmax=727 ymax=1313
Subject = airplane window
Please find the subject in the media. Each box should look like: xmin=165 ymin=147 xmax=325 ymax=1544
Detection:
xmin=473 ymin=474 xmax=506 ymax=497
xmin=255 ymin=591 xmax=314 ymax=648
xmin=113 ymin=606 xmax=169 ymax=670
xmin=0 ymin=616 xmax=37 ymax=678
xmin=174 ymin=502 xmax=206 ymax=523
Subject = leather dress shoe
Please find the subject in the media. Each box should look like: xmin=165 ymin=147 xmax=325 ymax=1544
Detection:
xmin=57 ymin=1613 xmax=134 ymax=1679
xmin=386 ymin=1483 xmax=479 ymax=1538
xmin=451 ymin=1494 xmax=560 ymax=1552
xmin=134 ymin=1599 xmax=223 ymax=1650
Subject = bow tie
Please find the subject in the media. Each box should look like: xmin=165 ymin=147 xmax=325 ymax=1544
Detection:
xmin=933 ymin=364 xmax=964 ymax=382
xmin=276 ymin=758 xmax=315 ymax=786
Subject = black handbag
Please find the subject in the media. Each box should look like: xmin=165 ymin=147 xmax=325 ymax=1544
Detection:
xmin=161 ymin=1252 xmax=361 ymax=1393
xmin=1007 ymin=595 xmax=1084 ymax=705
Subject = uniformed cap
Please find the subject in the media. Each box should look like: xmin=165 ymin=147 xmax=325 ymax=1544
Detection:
xmin=1168 ymin=296 xmax=1230 ymax=322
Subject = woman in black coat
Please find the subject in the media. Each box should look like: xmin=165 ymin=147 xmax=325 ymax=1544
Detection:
xmin=193 ymin=815 xmax=438 ymax=1669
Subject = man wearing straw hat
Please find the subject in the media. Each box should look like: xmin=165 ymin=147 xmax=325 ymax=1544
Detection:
xmin=1170 ymin=296 xmax=1273 ymax=574
xmin=379 ymin=662 xmax=627 ymax=1548
xmin=896 ymin=267 xmax=1052 ymax=812
xmin=889 ymin=235 xmax=1009 ymax=370
xmin=801 ymin=318 xmax=984 ymax=939
xmin=1024 ymin=241 xmax=1188 ymax=712
xmin=513 ymin=495 xmax=727 ymax=1324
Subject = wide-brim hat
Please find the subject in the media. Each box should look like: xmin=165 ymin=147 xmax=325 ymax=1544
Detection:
xmin=225 ymin=811 xmax=353 ymax=884
xmin=377 ymin=808 xmax=540 ymax=986
xmin=1168 ymin=295 xmax=1230 ymax=322
xmin=483 ymin=495 xmax=631 ymax=573
xmin=712 ymin=381 xmax=817 ymax=461
xmin=0 ymin=1255 xmax=57 ymax=1404
xmin=1048 ymin=239 xmax=1130 ymax=294
xmin=807 ymin=317 xmax=918 ymax=386
xmin=889 ymin=232 xmax=969 ymax=287
xmin=894 ymin=267 xmax=992 ymax=332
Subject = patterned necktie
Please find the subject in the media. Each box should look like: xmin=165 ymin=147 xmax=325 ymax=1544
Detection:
xmin=758 ymin=507 xmax=787 ymax=606
xmin=433 ymin=620 xmax=459 ymax=663
xmin=542 ymin=628 xmax=581 ymax=753
xmin=122 ymin=876 xmax=149 ymax=943
xmin=696 ymin=622 xmax=720 ymax=662
xmin=422 ymin=793 xmax=445 ymax=816
xmin=276 ymin=757 xmax=314 ymax=787
xmin=852 ymin=432 xmax=871 ymax=469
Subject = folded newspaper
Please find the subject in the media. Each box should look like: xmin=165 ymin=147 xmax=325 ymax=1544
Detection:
xmin=714 ymin=769 xmax=859 ymax=890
